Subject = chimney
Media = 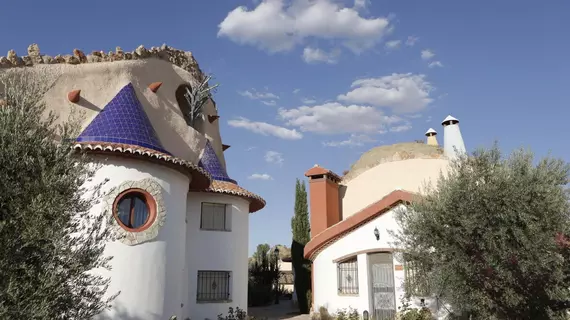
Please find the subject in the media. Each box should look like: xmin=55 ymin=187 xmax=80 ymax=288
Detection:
xmin=304 ymin=164 xmax=342 ymax=238
xmin=425 ymin=128 xmax=438 ymax=146
xmin=441 ymin=115 xmax=466 ymax=159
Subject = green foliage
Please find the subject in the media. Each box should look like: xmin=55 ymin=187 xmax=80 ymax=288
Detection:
xmin=397 ymin=296 xmax=432 ymax=320
xmin=0 ymin=71 xmax=116 ymax=318
xmin=393 ymin=143 xmax=570 ymax=319
xmin=292 ymin=178 xmax=312 ymax=314
xmin=292 ymin=179 xmax=310 ymax=245
xmin=248 ymin=244 xmax=280 ymax=307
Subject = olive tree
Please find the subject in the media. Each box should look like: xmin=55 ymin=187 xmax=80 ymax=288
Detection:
xmin=393 ymin=144 xmax=570 ymax=319
xmin=0 ymin=70 xmax=117 ymax=319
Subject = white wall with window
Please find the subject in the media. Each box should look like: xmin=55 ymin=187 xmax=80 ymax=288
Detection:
xmin=88 ymin=158 xmax=190 ymax=320
xmin=185 ymin=192 xmax=250 ymax=320
xmin=311 ymin=204 xmax=408 ymax=315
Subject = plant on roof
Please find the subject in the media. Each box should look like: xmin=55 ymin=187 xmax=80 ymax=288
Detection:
xmin=392 ymin=143 xmax=570 ymax=319
xmin=183 ymin=74 xmax=219 ymax=126
xmin=0 ymin=70 xmax=117 ymax=319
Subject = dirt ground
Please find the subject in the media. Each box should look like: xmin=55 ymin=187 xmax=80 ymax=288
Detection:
xmin=248 ymin=301 xmax=311 ymax=320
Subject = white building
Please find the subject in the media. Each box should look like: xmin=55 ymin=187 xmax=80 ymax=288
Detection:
xmin=303 ymin=117 xmax=466 ymax=320
xmin=1 ymin=44 xmax=265 ymax=320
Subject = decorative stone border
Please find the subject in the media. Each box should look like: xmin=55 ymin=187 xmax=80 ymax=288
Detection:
xmin=104 ymin=178 xmax=166 ymax=246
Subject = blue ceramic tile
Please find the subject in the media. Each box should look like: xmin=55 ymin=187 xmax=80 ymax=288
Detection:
xmin=198 ymin=141 xmax=237 ymax=183
xmin=76 ymin=83 xmax=170 ymax=154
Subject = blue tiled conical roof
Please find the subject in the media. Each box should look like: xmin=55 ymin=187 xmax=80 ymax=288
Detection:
xmin=199 ymin=141 xmax=236 ymax=183
xmin=76 ymin=83 xmax=169 ymax=154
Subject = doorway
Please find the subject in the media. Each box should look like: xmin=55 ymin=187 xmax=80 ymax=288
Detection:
xmin=368 ymin=253 xmax=396 ymax=320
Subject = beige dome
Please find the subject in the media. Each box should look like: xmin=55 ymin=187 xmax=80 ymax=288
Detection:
xmin=343 ymin=142 xmax=444 ymax=182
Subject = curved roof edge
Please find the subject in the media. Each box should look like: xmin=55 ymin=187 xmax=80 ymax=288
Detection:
xmin=192 ymin=180 xmax=266 ymax=213
xmin=72 ymin=142 xmax=211 ymax=190
xmin=304 ymin=189 xmax=417 ymax=261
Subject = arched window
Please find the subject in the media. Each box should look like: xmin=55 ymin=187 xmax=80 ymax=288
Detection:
xmin=175 ymin=84 xmax=193 ymax=126
xmin=113 ymin=189 xmax=156 ymax=232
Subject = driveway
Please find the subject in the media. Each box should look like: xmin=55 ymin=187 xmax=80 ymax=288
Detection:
xmin=248 ymin=301 xmax=311 ymax=320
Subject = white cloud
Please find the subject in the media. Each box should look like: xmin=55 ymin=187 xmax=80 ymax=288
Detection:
xmin=421 ymin=49 xmax=435 ymax=60
xmin=302 ymin=47 xmax=341 ymax=64
xmin=278 ymin=102 xmax=402 ymax=134
xmin=228 ymin=117 xmax=303 ymax=140
xmin=293 ymin=88 xmax=301 ymax=94
xmin=385 ymin=40 xmax=401 ymax=50
xmin=248 ymin=173 xmax=273 ymax=180
xmin=246 ymin=146 xmax=257 ymax=151
xmin=323 ymin=134 xmax=377 ymax=147
xmin=218 ymin=0 xmax=392 ymax=54
xmin=261 ymin=100 xmax=278 ymax=106
xmin=301 ymin=97 xmax=317 ymax=104
xmin=389 ymin=123 xmax=412 ymax=133
xmin=426 ymin=116 xmax=433 ymax=123
xmin=354 ymin=0 xmax=369 ymax=10
xmin=238 ymin=89 xmax=280 ymax=100
xmin=265 ymin=151 xmax=284 ymax=165
xmin=428 ymin=61 xmax=443 ymax=68
xmin=405 ymin=36 xmax=419 ymax=46
xmin=337 ymin=73 xmax=434 ymax=113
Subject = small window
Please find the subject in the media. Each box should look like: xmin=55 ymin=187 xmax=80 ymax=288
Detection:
xmin=337 ymin=258 xmax=359 ymax=295
xmin=200 ymin=202 xmax=230 ymax=231
xmin=197 ymin=271 xmax=231 ymax=302
xmin=113 ymin=189 xmax=156 ymax=232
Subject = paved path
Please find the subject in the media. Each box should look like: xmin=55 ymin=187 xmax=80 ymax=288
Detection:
xmin=248 ymin=301 xmax=311 ymax=320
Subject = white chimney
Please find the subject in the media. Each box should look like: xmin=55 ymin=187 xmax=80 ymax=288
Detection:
xmin=441 ymin=115 xmax=466 ymax=159
xmin=425 ymin=128 xmax=438 ymax=146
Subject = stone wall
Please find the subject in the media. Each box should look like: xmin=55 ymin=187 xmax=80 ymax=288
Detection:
xmin=0 ymin=44 xmax=206 ymax=83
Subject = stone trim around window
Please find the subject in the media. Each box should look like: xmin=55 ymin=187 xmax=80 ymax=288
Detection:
xmin=103 ymin=178 xmax=166 ymax=246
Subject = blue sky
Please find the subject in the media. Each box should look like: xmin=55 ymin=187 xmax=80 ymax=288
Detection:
xmin=2 ymin=0 xmax=569 ymax=255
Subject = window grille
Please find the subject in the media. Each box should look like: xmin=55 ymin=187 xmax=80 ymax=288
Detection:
xmin=196 ymin=271 xmax=231 ymax=302
xmin=404 ymin=260 xmax=431 ymax=296
xmin=200 ymin=202 xmax=230 ymax=231
xmin=337 ymin=258 xmax=359 ymax=294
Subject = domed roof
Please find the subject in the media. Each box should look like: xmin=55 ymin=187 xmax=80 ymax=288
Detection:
xmin=76 ymin=83 xmax=168 ymax=154
xmin=343 ymin=142 xmax=444 ymax=182
xmin=198 ymin=141 xmax=236 ymax=183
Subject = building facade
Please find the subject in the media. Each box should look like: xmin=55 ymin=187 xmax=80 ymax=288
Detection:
xmin=0 ymin=44 xmax=265 ymax=320
xmin=304 ymin=117 xmax=467 ymax=320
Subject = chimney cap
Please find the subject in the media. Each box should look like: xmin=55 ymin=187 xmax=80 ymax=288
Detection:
xmin=442 ymin=115 xmax=459 ymax=126
xmin=425 ymin=128 xmax=437 ymax=136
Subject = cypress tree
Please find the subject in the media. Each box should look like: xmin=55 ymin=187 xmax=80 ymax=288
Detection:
xmin=291 ymin=178 xmax=311 ymax=313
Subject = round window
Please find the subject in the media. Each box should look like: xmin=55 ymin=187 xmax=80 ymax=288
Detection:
xmin=113 ymin=189 xmax=156 ymax=232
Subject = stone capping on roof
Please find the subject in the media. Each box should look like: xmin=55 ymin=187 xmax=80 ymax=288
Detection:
xmin=72 ymin=142 xmax=211 ymax=190
xmin=0 ymin=43 xmax=206 ymax=83
xmin=342 ymin=142 xmax=445 ymax=183
xmin=303 ymin=189 xmax=416 ymax=261
xmin=194 ymin=180 xmax=266 ymax=213
xmin=304 ymin=165 xmax=342 ymax=183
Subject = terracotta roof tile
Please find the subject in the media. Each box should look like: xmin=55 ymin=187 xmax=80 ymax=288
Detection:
xmin=304 ymin=189 xmax=417 ymax=260
xmin=203 ymin=180 xmax=266 ymax=213
xmin=72 ymin=142 xmax=211 ymax=190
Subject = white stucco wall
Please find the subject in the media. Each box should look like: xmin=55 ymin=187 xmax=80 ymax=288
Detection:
xmin=313 ymin=205 xmax=405 ymax=314
xmin=313 ymin=204 xmax=449 ymax=319
xmin=341 ymin=159 xmax=449 ymax=219
xmin=185 ymin=193 xmax=250 ymax=320
xmin=89 ymin=157 xmax=190 ymax=320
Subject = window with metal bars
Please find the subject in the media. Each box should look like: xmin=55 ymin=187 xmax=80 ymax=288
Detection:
xmin=404 ymin=260 xmax=431 ymax=296
xmin=196 ymin=271 xmax=231 ymax=302
xmin=200 ymin=202 xmax=230 ymax=231
xmin=337 ymin=258 xmax=359 ymax=295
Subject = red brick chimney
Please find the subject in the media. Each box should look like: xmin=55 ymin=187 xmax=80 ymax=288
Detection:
xmin=304 ymin=164 xmax=342 ymax=238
